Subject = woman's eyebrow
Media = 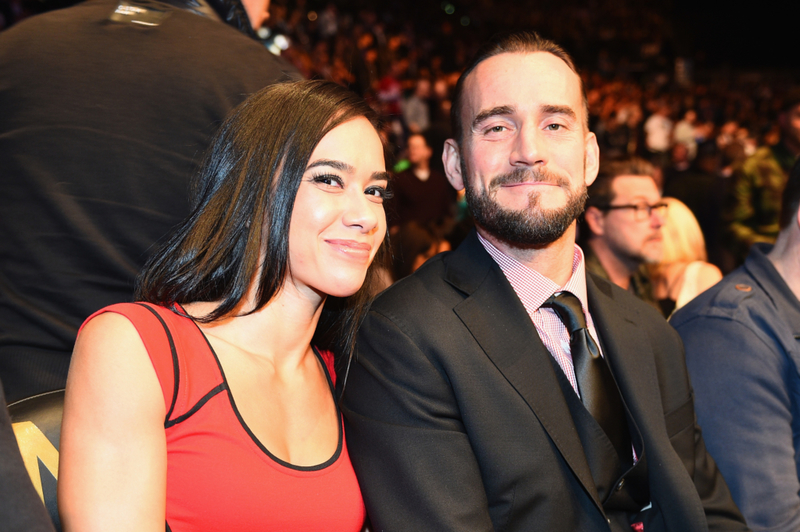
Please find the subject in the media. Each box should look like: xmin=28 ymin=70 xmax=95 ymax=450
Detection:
xmin=306 ymin=159 xmax=354 ymax=172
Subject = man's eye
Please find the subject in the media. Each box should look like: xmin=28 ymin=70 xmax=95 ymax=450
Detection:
xmin=485 ymin=125 xmax=506 ymax=134
xmin=546 ymin=123 xmax=563 ymax=131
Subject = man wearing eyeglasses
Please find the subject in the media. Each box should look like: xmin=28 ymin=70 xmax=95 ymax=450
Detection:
xmin=580 ymin=158 xmax=667 ymax=314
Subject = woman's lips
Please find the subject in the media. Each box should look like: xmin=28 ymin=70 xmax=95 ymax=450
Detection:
xmin=325 ymin=239 xmax=372 ymax=260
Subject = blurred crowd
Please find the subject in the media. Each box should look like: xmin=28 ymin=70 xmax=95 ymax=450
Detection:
xmin=3 ymin=0 xmax=798 ymax=281
xmin=254 ymin=0 xmax=797 ymax=280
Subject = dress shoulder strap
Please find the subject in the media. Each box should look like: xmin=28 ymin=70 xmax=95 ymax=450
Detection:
xmin=316 ymin=347 xmax=337 ymax=386
xmin=82 ymin=302 xmax=180 ymax=424
xmin=82 ymin=302 xmax=224 ymax=426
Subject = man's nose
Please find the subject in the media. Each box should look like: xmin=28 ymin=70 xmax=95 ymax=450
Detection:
xmin=511 ymin=125 xmax=546 ymax=167
xmin=650 ymin=206 xmax=666 ymax=227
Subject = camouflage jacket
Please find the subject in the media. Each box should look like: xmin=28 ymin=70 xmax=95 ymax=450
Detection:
xmin=725 ymin=143 xmax=797 ymax=264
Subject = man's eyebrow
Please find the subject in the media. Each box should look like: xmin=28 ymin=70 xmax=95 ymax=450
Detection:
xmin=306 ymin=159 xmax=354 ymax=173
xmin=471 ymin=105 xmax=515 ymax=129
xmin=541 ymin=104 xmax=577 ymax=121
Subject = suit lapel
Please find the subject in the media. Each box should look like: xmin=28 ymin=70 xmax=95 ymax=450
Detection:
xmin=445 ymin=233 xmax=603 ymax=511
xmin=586 ymin=275 xmax=666 ymax=443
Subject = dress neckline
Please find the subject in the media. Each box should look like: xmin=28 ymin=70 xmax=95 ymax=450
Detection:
xmin=175 ymin=304 xmax=344 ymax=472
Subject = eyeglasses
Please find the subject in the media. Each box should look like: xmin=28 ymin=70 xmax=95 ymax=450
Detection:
xmin=598 ymin=202 xmax=668 ymax=221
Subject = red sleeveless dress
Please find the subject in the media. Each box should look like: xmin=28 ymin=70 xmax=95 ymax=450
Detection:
xmin=83 ymin=302 xmax=366 ymax=532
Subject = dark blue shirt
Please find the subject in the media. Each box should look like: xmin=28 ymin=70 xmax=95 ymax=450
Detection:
xmin=671 ymin=243 xmax=800 ymax=531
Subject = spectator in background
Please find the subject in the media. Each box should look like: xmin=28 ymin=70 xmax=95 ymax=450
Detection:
xmin=725 ymin=92 xmax=800 ymax=266
xmin=390 ymin=221 xmax=451 ymax=281
xmin=673 ymin=109 xmax=698 ymax=161
xmin=649 ymin=197 xmax=722 ymax=317
xmin=402 ymin=77 xmax=432 ymax=134
xmin=0 ymin=0 xmax=300 ymax=403
xmin=672 ymin=158 xmax=800 ymax=532
xmin=580 ymin=158 xmax=666 ymax=313
xmin=644 ymin=102 xmax=673 ymax=169
xmin=387 ymin=131 xmax=457 ymax=232
xmin=662 ymin=142 xmax=722 ymax=257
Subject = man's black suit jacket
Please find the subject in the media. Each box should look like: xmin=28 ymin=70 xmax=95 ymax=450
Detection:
xmin=342 ymin=231 xmax=747 ymax=531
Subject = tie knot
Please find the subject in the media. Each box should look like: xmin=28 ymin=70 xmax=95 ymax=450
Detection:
xmin=541 ymin=291 xmax=587 ymax=333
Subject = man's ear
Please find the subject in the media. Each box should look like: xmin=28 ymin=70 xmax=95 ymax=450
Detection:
xmin=584 ymin=132 xmax=600 ymax=187
xmin=443 ymin=139 xmax=465 ymax=191
xmin=583 ymin=206 xmax=605 ymax=236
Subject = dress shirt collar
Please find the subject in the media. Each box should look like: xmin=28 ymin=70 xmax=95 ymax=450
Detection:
xmin=477 ymin=232 xmax=593 ymax=325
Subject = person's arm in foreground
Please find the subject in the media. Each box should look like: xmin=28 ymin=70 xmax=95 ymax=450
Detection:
xmin=59 ymin=313 xmax=167 ymax=532
xmin=678 ymin=316 xmax=798 ymax=532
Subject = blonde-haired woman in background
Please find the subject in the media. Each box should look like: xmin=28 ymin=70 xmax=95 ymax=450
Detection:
xmin=650 ymin=197 xmax=723 ymax=317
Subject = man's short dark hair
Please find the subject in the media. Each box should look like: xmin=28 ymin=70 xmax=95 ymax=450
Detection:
xmin=450 ymin=31 xmax=585 ymax=145
xmin=586 ymin=157 xmax=656 ymax=209
xmin=780 ymin=158 xmax=800 ymax=229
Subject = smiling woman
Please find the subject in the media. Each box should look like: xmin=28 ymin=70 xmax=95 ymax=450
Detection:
xmin=290 ymin=118 xmax=389 ymax=299
xmin=57 ymin=80 xmax=387 ymax=532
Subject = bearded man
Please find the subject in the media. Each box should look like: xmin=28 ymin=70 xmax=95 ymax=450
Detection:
xmin=342 ymin=31 xmax=748 ymax=532
xmin=580 ymin=157 xmax=666 ymax=313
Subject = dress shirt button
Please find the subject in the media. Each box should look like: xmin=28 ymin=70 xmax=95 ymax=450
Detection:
xmin=616 ymin=478 xmax=625 ymax=491
xmin=606 ymin=517 xmax=611 ymax=525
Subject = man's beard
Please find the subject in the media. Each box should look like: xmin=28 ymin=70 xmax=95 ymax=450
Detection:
xmin=464 ymin=166 xmax=588 ymax=247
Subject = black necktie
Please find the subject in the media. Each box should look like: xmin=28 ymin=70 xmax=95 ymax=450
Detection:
xmin=541 ymin=291 xmax=630 ymax=461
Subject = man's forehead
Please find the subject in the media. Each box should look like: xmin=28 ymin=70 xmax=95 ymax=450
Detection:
xmin=611 ymin=175 xmax=660 ymax=198
xmin=462 ymin=51 xmax=582 ymax=115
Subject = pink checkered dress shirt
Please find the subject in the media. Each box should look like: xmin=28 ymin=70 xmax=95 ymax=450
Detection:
xmin=477 ymin=233 xmax=603 ymax=397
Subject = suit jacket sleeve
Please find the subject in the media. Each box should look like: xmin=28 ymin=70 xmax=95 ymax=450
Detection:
xmin=677 ymin=315 xmax=800 ymax=531
xmin=342 ymin=308 xmax=494 ymax=532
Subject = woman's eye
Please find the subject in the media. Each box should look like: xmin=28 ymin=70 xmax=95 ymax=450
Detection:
xmin=366 ymin=185 xmax=392 ymax=201
xmin=312 ymin=174 xmax=343 ymax=188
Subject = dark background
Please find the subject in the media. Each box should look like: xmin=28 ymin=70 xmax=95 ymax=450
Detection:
xmin=2 ymin=0 xmax=798 ymax=71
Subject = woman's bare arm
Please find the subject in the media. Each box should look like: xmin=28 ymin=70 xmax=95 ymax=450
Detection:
xmin=58 ymin=312 xmax=167 ymax=532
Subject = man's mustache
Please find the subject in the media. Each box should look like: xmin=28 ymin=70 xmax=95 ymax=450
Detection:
xmin=488 ymin=167 xmax=570 ymax=191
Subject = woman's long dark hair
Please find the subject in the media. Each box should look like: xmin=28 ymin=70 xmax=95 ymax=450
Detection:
xmin=136 ymin=80 xmax=386 ymax=371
